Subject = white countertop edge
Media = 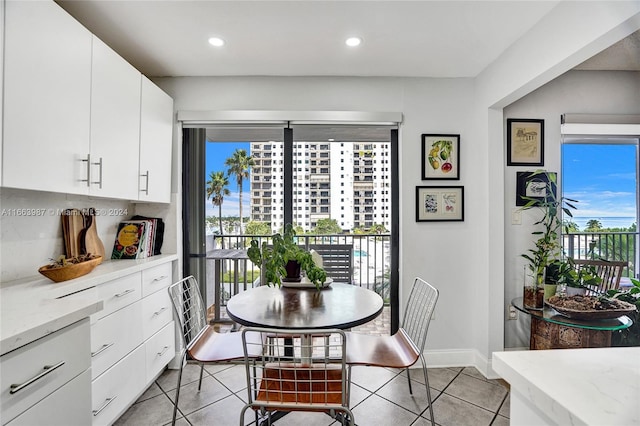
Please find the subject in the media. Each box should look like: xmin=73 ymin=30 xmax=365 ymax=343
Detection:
xmin=1 ymin=254 xmax=177 ymax=355
xmin=493 ymin=348 xmax=640 ymax=426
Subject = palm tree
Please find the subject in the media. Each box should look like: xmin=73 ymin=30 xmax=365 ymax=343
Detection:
xmin=586 ymin=219 xmax=603 ymax=232
xmin=206 ymin=171 xmax=230 ymax=248
xmin=225 ymin=149 xmax=254 ymax=233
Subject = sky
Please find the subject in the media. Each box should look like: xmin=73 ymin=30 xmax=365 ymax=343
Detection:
xmin=205 ymin=142 xmax=251 ymax=218
xmin=562 ymin=143 xmax=637 ymax=230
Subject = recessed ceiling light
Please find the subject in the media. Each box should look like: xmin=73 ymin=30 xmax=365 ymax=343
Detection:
xmin=328 ymin=138 xmax=335 ymax=142
xmin=345 ymin=37 xmax=362 ymax=47
xmin=208 ymin=37 xmax=225 ymax=47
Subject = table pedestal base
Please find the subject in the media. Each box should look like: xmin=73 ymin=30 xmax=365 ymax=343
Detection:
xmin=530 ymin=317 xmax=612 ymax=350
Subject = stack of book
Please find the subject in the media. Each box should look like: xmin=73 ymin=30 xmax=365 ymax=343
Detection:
xmin=111 ymin=218 xmax=161 ymax=260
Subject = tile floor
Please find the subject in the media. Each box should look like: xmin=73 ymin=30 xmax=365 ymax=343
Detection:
xmin=115 ymin=362 xmax=510 ymax=426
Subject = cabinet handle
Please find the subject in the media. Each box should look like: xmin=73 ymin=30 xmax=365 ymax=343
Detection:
xmin=93 ymin=396 xmax=118 ymax=417
xmin=115 ymin=289 xmax=135 ymax=298
xmin=153 ymin=307 xmax=168 ymax=316
xmin=81 ymin=154 xmax=91 ymax=187
xmin=152 ymin=275 xmax=168 ymax=282
xmin=157 ymin=346 xmax=170 ymax=357
xmin=91 ymin=342 xmax=114 ymax=357
xmin=9 ymin=361 xmax=65 ymax=394
xmin=140 ymin=170 xmax=150 ymax=195
xmin=91 ymin=157 xmax=103 ymax=189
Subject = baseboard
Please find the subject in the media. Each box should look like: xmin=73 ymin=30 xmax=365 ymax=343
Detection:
xmin=419 ymin=348 xmax=505 ymax=380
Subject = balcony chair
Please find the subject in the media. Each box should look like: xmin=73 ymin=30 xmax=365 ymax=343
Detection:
xmin=239 ymin=327 xmax=354 ymax=426
xmin=345 ymin=277 xmax=439 ymax=426
xmin=572 ymin=259 xmax=628 ymax=293
xmin=167 ymin=276 xmax=264 ymax=425
xmin=308 ymin=244 xmax=354 ymax=284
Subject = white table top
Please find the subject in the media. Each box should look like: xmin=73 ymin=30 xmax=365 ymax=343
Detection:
xmin=1 ymin=254 xmax=177 ymax=355
xmin=493 ymin=347 xmax=640 ymax=425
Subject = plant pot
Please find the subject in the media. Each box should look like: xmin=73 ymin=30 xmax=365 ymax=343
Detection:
xmin=523 ymin=267 xmax=544 ymax=310
xmin=282 ymin=260 xmax=301 ymax=282
xmin=566 ymin=286 xmax=587 ymax=296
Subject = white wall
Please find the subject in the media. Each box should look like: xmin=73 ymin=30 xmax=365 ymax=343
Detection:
xmin=503 ymin=70 xmax=640 ymax=348
xmin=155 ymin=75 xmax=483 ymax=356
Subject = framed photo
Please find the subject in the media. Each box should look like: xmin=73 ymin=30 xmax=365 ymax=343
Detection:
xmin=421 ymin=134 xmax=460 ymax=180
xmin=507 ymin=119 xmax=544 ymax=166
xmin=516 ymin=171 xmax=556 ymax=206
xmin=416 ymin=186 xmax=464 ymax=222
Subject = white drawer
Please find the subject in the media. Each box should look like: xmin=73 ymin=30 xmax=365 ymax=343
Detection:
xmin=91 ymin=345 xmax=145 ymax=426
xmin=8 ymin=369 xmax=91 ymax=426
xmin=145 ymin=322 xmax=175 ymax=383
xmin=141 ymin=262 xmax=172 ymax=297
xmin=90 ymin=301 xmax=143 ymax=380
xmin=1 ymin=319 xmax=90 ymax=424
xmin=142 ymin=288 xmax=173 ymax=340
xmin=92 ymin=273 xmax=142 ymax=322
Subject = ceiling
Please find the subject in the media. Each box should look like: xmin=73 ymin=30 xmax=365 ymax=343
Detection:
xmin=56 ymin=0 xmax=572 ymax=78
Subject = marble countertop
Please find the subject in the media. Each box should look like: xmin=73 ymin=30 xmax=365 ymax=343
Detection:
xmin=1 ymin=254 xmax=177 ymax=356
xmin=493 ymin=347 xmax=640 ymax=425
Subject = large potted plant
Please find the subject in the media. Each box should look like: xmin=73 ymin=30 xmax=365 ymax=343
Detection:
xmin=247 ymin=223 xmax=327 ymax=290
xmin=520 ymin=171 xmax=577 ymax=309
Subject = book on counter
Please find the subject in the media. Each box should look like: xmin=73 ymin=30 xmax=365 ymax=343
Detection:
xmin=111 ymin=219 xmax=157 ymax=259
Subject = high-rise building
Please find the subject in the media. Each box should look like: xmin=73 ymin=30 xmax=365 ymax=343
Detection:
xmin=250 ymin=141 xmax=391 ymax=233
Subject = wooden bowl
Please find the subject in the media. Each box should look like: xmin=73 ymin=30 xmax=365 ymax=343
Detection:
xmin=38 ymin=255 xmax=102 ymax=283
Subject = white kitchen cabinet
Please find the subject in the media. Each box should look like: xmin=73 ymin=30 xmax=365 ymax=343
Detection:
xmin=0 ymin=319 xmax=91 ymax=425
xmin=89 ymin=37 xmax=142 ymax=200
xmin=139 ymin=77 xmax=173 ymax=203
xmin=91 ymin=346 xmax=145 ymax=426
xmin=2 ymin=0 xmax=92 ymax=195
xmin=7 ymin=370 xmax=91 ymax=426
xmin=89 ymin=260 xmax=175 ymax=425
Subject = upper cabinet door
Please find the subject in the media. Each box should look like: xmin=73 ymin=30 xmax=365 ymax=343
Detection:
xmin=90 ymin=37 xmax=142 ymax=200
xmin=3 ymin=0 xmax=92 ymax=194
xmin=139 ymin=77 xmax=173 ymax=203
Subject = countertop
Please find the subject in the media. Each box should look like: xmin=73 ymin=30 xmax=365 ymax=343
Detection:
xmin=493 ymin=347 xmax=640 ymax=425
xmin=1 ymin=254 xmax=177 ymax=355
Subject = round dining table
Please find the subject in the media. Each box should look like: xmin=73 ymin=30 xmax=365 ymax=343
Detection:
xmin=226 ymin=282 xmax=384 ymax=330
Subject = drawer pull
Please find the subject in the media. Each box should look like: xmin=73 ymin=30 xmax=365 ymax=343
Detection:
xmin=157 ymin=346 xmax=170 ymax=357
xmin=153 ymin=307 xmax=168 ymax=316
xmin=9 ymin=361 xmax=65 ymax=394
xmin=93 ymin=396 xmax=118 ymax=417
xmin=91 ymin=342 xmax=115 ymax=357
xmin=115 ymin=289 xmax=135 ymax=298
xmin=152 ymin=275 xmax=168 ymax=282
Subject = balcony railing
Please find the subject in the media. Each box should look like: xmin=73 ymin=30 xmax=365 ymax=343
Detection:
xmin=206 ymin=233 xmax=392 ymax=320
xmin=563 ymin=231 xmax=638 ymax=279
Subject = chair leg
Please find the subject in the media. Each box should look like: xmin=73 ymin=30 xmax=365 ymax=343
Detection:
xmin=420 ymin=355 xmax=436 ymax=426
xmin=198 ymin=362 xmax=205 ymax=391
xmin=406 ymin=367 xmax=413 ymax=394
xmin=172 ymin=352 xmax=186 ymax=426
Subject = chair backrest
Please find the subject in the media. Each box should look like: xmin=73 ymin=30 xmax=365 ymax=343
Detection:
xmin=572 ymin=259 xmax=628 ymax=293
xmin=307 ymin=244 xmax=353 ymax=283
xmin=400 ymin=277 xmax=439 ymax=354
xmin=168 ymin=276 xmax=208 ymax=349
xmin=241 ymin=327 xmax=351 ymax=414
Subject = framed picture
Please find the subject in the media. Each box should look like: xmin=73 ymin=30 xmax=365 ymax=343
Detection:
xmin=421 ymin=134 xmax=460 ymax=180
xmin=416 ymin=186 xmax=464 ymax=222
xmin=516 ymin=171 xmax=556 ymax=206
xmin=507 ymin=119 xmax=544 ymax=166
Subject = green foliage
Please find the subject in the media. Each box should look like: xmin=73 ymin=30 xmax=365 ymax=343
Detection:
xmin=245 ymin=221 xmax=272 ymax=236
xmin=607 ymin=278 xmax=640 ymax=347
xmin=247 ymin=223 xmax=326 ymax=290
xmin=520 ymin=171 xmax=577 ymax=280
xmin=313 ymin=218 xmax=342 ymax=235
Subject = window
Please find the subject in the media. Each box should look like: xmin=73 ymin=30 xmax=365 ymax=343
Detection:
xmin=561 ymin=135 xmax=639 ymax=279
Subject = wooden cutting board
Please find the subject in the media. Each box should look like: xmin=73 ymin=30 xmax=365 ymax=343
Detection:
xmin=83 ymin=208 xmax=105 ymax=262
xmin=62 ymin=208 xmax=84 ymax=259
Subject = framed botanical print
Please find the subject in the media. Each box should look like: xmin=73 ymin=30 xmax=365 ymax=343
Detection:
xmin=421 ymin=134 xmax=460 ymax=180
xmin=416 ymin=186 xmax=464 ymax=222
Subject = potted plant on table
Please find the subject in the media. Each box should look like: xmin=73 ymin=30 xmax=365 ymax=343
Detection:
xmin=520 ymin=171 xmax=577 ymax=309
xmin=247 ymin=223 xmax=327 ymax=290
